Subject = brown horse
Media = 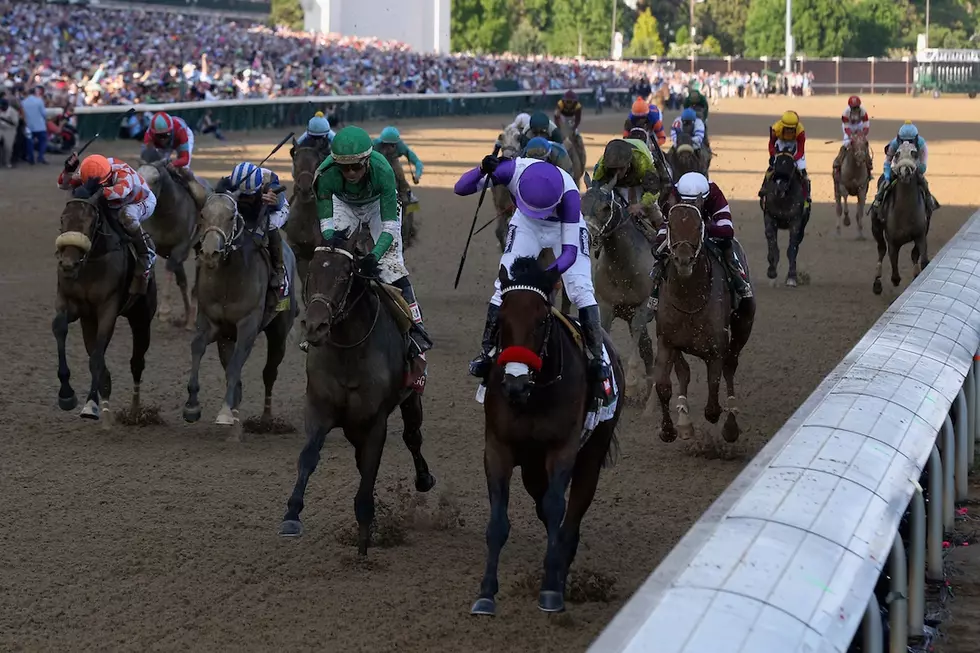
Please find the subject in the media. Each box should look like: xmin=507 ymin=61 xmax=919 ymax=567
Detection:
xmin=872 ymin=141 xmax=929 ymax=295
xmin=833 ymin=130 xmax=871 ymax=239
xmin=470 ymin=256 xmax=624 ymax=616
xmin=491 ymin=126 xmax=522 ymax=252
xmin=557 ymin=116 xmax=585 ymax=188
xmin=284 ymin=143 xmax=324 ymax=291
xmin=652 ymin=203 xmax=755 ymax=443
xmin=53 ymin=184 xmax=157 ymax=424
xmin=666 ymin=132 xmax=708 ymax=182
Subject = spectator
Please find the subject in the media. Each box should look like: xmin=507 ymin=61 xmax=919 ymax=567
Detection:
xmin=0 ymin=96 xmax=18 ymax=167
xmin=197 ymin=110 xmax=226 ymax=141
xmin=21 ymin=85 xmax=48 ymax=164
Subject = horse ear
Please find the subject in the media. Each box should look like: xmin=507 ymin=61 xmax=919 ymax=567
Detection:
xmin=498 ymin=264 xmax=510 ymax=289
xmin=584 ymin=171 xmax=592 ymax=187
xmin=546 ymin=266 xmax=561 ymax=291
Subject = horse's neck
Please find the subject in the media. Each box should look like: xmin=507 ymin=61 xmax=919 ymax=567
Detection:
xmin=320 ymin=284 xmax=390 ymax=358
xmin=666 ymin=252 xmax=712 ymax=305
xmin=602 ymin=215 xmax=648 ymax=259
xmin=892 ymin=175 xmax=921 ymax=202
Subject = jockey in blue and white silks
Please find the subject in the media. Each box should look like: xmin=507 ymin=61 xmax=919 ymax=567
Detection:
xmin=869 ymin=121 xmax=940 ymax=219
xmin=296 ymin=112 xmax=336 ymax=149
xmin=454 ymin=156 xmax=611 ymax=401
xmin=671 ymin=108 xmax=706 ymax=150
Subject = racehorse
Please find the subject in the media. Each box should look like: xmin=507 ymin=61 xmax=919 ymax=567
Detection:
xmin=580 ymin=172 xmax=659 ymax=403
xmin=833 ymin=130 xmax=871 ymax=239
xmin=491 ymin=125 xmax=522 ymax=252
xmin=470 ymin=256 xmax=624 ymax=616
xmin=138 ymin=147 xmax=207 ymax=328
xmin=557 ymin=116 xmax=585 ymax=188
xmin=666 ymin=132 xmax=707 ymax=182
xmin=284 ymin=142 xmax=324 ymax=290
xmin=53 ymin=183 xmax=157 ymax=423
xmin=278 ymin=235 xmax=436 ymax=554
xmin=761 ymin=152 xmax=808 ymax=287
xmin=872 ymin=141 xmax=929 ymax=295
xmin=182 ymin=189 xmax=299 ymax=437
xmin=652 ymin=203 xmax=755 ymax=443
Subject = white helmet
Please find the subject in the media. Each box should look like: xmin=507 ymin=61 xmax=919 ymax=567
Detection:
xmin=676 ymin=172 xmax=710 ymax=201
xmin=513 ymin=112 xmax=531 ymax=131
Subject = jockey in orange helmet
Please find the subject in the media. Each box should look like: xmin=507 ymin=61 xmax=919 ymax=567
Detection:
xmin=58 ymin=153 xmax=157 ymax=293
xmin=623 ymin=97 xmax=666 ymax=146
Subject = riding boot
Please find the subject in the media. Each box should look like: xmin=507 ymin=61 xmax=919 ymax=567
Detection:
xmin=721 ymin=241 xmax=753 ymax=301
xmin=868 ymin=175 xmax=889 ymax=218
xmin=267 ymin=228 xmax=285 ymax=290
xmin=579 ymin=305 xmax=613 ymax=405
xmin=392 ymin=276 xmax=433 ymax=356
xmin=919 ymin=173 xmax=941 ymax=211
xmin=832 ymin=146 xmax=846 ymax=180
xmin=469 ymin=303 xmax=500 ymax=379
xmin=130 ymin=228 xmax=156 ymax=295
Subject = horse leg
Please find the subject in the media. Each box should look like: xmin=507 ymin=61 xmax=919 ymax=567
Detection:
xmin=722 ymin=307 xmax=754 ymax=443
xmin=279 ymin=400 xmax=335 ymax=538
xmin=520 ymin=461 xmax=549 ymax=528
xmin=855 ymin=190 xmax=866 ymax=240
xmin=786 ymin=216 xmax=803 ymax=287
xmin=216 ymin=339 xmax=243 ymax=410
xmin=703 ymin=356 xmax=724 ymax=426
xmin=182 ymin=310 xmax=218 ymax=423
xmin=539 ymin=442 xmax=577 ymax=613
xmin=171 ymin=261 xmax=194 ymax=331
xmin=913 ymin=234 xmax=929 ymax=278
xmin=471 ymin=436 xmax=514 ymax=616
xmin=637 ymin=326 xmax=656 ymax=407
xmin=888 ymin=239 xmax=902 ymax=288
xmin=79 ymin=305 xmax=118 ymax=426
xmin=156 ymin=259 xmax=171 ymax=321
xmin=52 ymin=306 xmax=78 ymax=410
xmin=399 ymin=392 xmax=436 ymax=492
xmin=126 ymin=305 xmax=152 ymax=415
xmin=834 ymin=186 xmax=843 ymax=236
xmin=674 ymin=353 xmax=694 ymax=440
xmin=872 ymin=217 xmax=886 ymax=295
xmin=764 ymin=214 xmax=779 ymax=279
xmin=215 ymin=312 xmax=262 ymax=437
xmin=653 ymin=339 xmax=677 ymax=442
xmin=259 ymin=315 xmax=290 ymax=424
xmin=352 ymin=419 xmax=388 ymax=556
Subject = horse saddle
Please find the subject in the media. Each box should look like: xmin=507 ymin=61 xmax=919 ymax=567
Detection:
xmin=378 ymin=283 xmax=416 ymax=335
xmin=550 ymin=308 xmax=586 ymax=354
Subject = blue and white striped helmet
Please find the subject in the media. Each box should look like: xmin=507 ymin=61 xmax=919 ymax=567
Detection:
xmin=231 ymin=162 xmax=264 ymax=194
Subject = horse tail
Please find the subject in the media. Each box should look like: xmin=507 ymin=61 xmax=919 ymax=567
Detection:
xmin=603 ymin=429 xmax=621 ymax=468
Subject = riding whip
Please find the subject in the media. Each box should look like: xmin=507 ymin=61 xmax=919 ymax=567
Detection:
xmin=453 ymin=144 xmax=501 ymax=289
xmin=257 ymin=132 xmax=296 ymax=168
xmin=77 ymin=107 xmax=137 ymax=157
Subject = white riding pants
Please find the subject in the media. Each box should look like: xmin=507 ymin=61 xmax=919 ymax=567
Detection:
xmin=332 ymin=198 xmax=408 ymax=284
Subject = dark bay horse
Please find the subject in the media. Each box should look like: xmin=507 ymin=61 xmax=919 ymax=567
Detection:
xmin=666 ymin=132 xmax=707 ymax=182
xmin=491 ymin=126 xmax=522 ymax=252
xmin=138 ymin=147 xmax=207 ymax=328
xmin=470 ymin=256 xmax=624 ymax=616
xmin=182 ymin=190 xmax=298 ymax=437
xmin=284 ymin=142 xmax=324 ymax=291
xmin=872 ymin=141 xmax=929 ymax=295
xmin=580 ymin=172 xmax=659 ymax=403
xmin=557 ymin=116 xmax=585 ymax=188
xmin=761 ymin=152 xmax=808 ymax=287
xmin=833 ymin=130 xmax=871 ymax=239
xmin=53 ymin=184 xmax=157 ymax=424
xmin=653 ymin=204 xmax=755 ymax=443
xmin=279 ymin=236 xmax=436 ymax=555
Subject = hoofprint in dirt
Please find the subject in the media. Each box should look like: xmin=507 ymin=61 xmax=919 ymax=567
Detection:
xmin=2 ymin=97 xmax=979 ymax=652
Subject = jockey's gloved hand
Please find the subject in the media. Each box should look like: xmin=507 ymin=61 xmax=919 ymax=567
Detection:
xmin=357 ymin=253 xmax=380 ymax=277
xmin=480 ymin=155 xmax=500 ymax=175
xmin=64 ymin=152 xmax=79 ymax=172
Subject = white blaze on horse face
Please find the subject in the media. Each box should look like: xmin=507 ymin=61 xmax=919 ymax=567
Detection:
xmin=504 ymin=362 xmax=530 ymax=378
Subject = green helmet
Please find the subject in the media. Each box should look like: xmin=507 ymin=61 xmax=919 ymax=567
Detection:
xmin=331 ymin=126 xmax=373 ymax=164
xmin=529 ymin=112 xmax=550 ymax=131
xmin=379 ymin=126 xmax=401 ymax=144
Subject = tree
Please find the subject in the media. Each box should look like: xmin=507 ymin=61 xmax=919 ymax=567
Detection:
xmin=626 ymin=8 xmax=665 ymax=57
xmin=549 ymin=0 xmax=631 ymax=58
xmin=510 ymin=19 xmax=548 ymax=55
xmin=701 ymin=35 xmax=723 ymax=55
xmin=744 ymin=0 xmax=852 ymax=58
xmin=269 ymin=0 xmax=303 ymax=30
xmin=699 ymin=0 xmax=750 ymax=55
xmin=451 ymin=0 xmax=513 ymax=52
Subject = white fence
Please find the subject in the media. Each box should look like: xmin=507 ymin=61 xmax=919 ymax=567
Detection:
xmin=589 ymin=209 xmax=980 ymax=653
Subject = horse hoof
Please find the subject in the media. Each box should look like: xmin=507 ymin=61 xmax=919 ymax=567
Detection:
xmin=786 ymin=277 xmax=798 ymax=288
xmin=677 ymin=422 xmax=695 ymax=441
xmin=80 ymin=399 xmax=100 ymax=420
xmin=278 ymin=520 xmax=304 ymax=537
xmin=891 ymin=278 xmax=901 ymax=288
xmin=182 ymin=404 xmax=202 ymax=423
xmin=704 ymin=407 xmax=722 ymax=424
xmin=843 ymin=215 xmax=851 ymax=227
xmin=873 ymin=279 xmax=883 ymax=295
xmin=415 ymin=473 xmax=437 ymax=493
xmin=471 ymin=597 xmax=497 ymax=616
xmin=659 ymin=426 xmax=678 ymax=443
xmin=215 ymin=407 xmax=237 ymax=426
xmin=723 ymin=414 xmax=741 ymax=443
xmin=538 ymin=590 xmax=565 ymax=613
xmin=766 ymin=266 xmax=777 ymax=280
xmin=58 ymin=393 xmax=78 ymax=411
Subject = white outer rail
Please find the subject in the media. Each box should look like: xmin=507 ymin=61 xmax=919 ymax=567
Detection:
xmin=589 ymin=208 xmax=980 ymax=653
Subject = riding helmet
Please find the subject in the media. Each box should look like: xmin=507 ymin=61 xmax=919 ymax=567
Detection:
xmin=331 ymin=126 xmax=374 ymax=164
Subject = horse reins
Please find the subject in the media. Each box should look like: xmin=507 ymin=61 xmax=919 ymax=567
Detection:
xmin=665 ymin=203 xmax=711 ymax=315
xmin=200 ymin=192 xmax=246 ymax=258
xmin=305 ymin=245 xmax=380 ymax=349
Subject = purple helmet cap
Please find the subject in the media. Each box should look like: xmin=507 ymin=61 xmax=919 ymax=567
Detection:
xmin=515 ymin=161 xmax=564 ymax=219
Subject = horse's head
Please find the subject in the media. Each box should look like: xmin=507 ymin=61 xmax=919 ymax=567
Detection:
xmin=499 ymin=125 xmax=522 ymax=159
xmin=291 ymin=144 xmax=321 ymax=202
xmin=302 ymin=232 xmax=373 ymax=347
xmin=580 ymin=173 xmax=628 ymax=245
xmin=139 ymin=145 xmax=167 ymax=166
xmin=137 ymin=159 xmax=169 ymax=198
xmin=496 ymin=256 xmax=560 ymax=404
xmin=198 ymin=190 xmax=245 ymax=267
xmin=771 ymin=152 xmax=798 ymax=194
xmin=628 ymin=127 xmax=651 ymax=147
xmin=56 ymin=183 xmax=106 ymax=274
xmin=892 ymin=141 xmax=919 ymax=183
xmin=666 ymin=203 xmax=705 ymax=278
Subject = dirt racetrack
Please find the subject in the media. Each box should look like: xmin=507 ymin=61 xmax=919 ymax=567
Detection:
xmin=2 ymin=96 xmax=978 ymax=652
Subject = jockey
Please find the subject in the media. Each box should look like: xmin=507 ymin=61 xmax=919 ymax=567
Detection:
xmin=296 ymin=111 xmax=336 ymax=153
xmin=869 ymin=121 xmax=941 ymax=220
xmin=374 ymin=126 xmax=423 ymax=206
xmin=555 ymin=89 xmax=582 ymax=131
xmin=314 ymin=126 xmax=431 ymax=392
xmin=623 ymin=97 xmax=666 ymax=147
xmin=454 ymin=157 xmax=612 ymax=404
xmin=216 ymin=162 xmax=290 ymax=292
xmin=683 ymin=89 xmax=710 ymax=123
xmin=671 ymin=108 xmax=706 ymax=150
xmin=58 ymin=153 xmax=156 ymax=293
xmin=507 ymin=112 xmax=532 ymax=135
xmin=833 ymin=95 xmax=873 ymax=178
xmin=590 ymin=138 xmax=669 ymax=243
xmin=760 ymin=110 xmax=810 ymax=217
xmin=142 ymin=111 xmax=209 ymax=209
xmin=520 ymin=112 xmax=562 ymax=149
xmin=522 ymin=136 xmax=575 ymax=177
xmin=647 ymin=171 xmax=752 ymax=314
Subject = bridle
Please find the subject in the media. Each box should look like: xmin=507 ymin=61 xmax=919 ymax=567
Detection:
xmin=200 ymin=192 xmax=246 ymax=258
xmin=304 ymin=245 xmax=380 ymax=349
xmin=498 ymin=283 xmax=563 ymax=387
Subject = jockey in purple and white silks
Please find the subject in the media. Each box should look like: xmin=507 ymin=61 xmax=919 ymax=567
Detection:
xmin=454 ymin=156 xmax=612 ymax=402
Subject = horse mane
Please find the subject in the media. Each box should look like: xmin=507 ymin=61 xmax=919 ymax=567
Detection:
xmin=71 ymin=180 xmax=104 ymax=201
xmin=502 ymin=256 xmax=555 ymax=297
xmin=140 ymin=147 xmax=166 ymax=165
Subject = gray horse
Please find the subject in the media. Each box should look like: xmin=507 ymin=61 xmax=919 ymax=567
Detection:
xmin=557 ymin=116 xmax=585 ymax=188
xmin=491 ymin=125 xmax=522 ymax=252
xmin=138 ymin=150 xmax=209 ymax=328
xmin=872 ymin=142 xmax=929 ymax=295
xmin=580 ymin=172 xmax=659 ymax=403
xmin=182 ymin=190 xmax=299 ymax=438
xmin=279 ymin=236 xmax=436 ymax=555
